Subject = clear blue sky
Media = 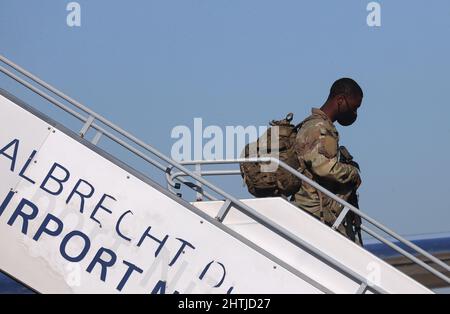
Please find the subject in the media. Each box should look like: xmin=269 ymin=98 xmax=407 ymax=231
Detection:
xmin=1 ymin=0 xmax=449 ymax=236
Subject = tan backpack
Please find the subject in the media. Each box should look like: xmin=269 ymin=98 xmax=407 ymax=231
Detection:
xmin=240 ymin=113 xmax=303 ymax=198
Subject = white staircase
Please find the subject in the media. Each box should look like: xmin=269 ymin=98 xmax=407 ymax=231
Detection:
xmin=193 ymin=198 xmax=431 ymax=294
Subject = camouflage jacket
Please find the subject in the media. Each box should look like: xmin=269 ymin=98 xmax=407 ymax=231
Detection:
xmin=293 ymin=108 xmax=361 ymax=223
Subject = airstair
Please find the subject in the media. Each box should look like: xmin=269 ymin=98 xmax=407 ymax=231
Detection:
xmin=0 ymin=55 xmax=449 ymax=294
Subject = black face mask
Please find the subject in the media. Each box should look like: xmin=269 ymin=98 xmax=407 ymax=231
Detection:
xmin=338 ymin=111 xmax=357 ymax=126
xmin=337 ymin=101 xmax=358 ymax=126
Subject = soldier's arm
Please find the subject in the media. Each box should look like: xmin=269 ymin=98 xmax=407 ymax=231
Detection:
xmin=307 ymin=134 xmax=361 ymax=187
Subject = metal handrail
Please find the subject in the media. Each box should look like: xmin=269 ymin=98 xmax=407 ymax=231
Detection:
xmin=169 ymin=170 xmax=241 ymax=202
xmin=0 ymin=54 xmax=434 ymax=293
xmin=167 ymin=158 xmax=450 ymax=284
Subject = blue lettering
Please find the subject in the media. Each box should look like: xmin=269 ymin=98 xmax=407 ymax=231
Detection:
xmin=169 ymin=238 xmax=195 ymax=267
xmin=66 ymin=179 xmax=95 ymax=213
xmin=86 ymin=247 xmax=117 ymax=282
xmin=199 ymin=261 xmax=226 ymax=288
xmin=18 ymin=150 xmax=37 ymax=184
xmin=151 ymin=280 xmax=166 ymax=294
xmin=40 ymin=162 xmax=70 ymax=196
xmin=60 ymin=230 xmax=91 ymax=263
xmin=0 ymin=190 xmax=15 ymax=216
xmin=137 ymin=226 xmax=169 ymax=257
xmin=33 ymin=214 xmax=64 ymax=241
xmin=150 ymin=280 xmax=180 ymax=294
xmin=7 ymin=198 xmax=39 ymax=235
xmin=116 ymin=260 xmax=143 ymax=292
xmin=116 ymin=210 xmax=133 ymax=242
xmin=90 ymin=194 xmax=116 ymax=226
xmin=0 ymin=139 xmax=19 ymax=172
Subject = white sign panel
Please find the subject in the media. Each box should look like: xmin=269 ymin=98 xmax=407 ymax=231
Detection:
xmin=0 ymin=92 xmax=322 ymax=294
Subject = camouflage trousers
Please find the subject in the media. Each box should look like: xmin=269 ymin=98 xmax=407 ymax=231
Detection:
xmin=292 ymin=192 xmax=362 ymax=246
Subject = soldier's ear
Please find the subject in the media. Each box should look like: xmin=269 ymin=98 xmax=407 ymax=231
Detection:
xmin=335 ymin=95 xmax=345 ymax=106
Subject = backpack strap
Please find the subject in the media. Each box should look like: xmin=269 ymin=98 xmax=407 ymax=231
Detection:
xmin=293 ymin=122 xmax=304 ymax=131
xmin=294 ymin=114 xmax=311 ymax=132
xmin=289 ymin=121 xmax=304 ymax=137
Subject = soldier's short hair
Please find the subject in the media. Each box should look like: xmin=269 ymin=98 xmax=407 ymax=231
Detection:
xmin=328 ymin=78 xmax=363 ymax=100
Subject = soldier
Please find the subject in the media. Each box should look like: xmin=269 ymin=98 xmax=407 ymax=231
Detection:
xmin=293 ymin=78 xmax=363 ymax=244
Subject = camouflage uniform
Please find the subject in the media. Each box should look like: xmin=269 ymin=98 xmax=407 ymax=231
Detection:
xmin=293 ymin=108 xmax=361 ymax=239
